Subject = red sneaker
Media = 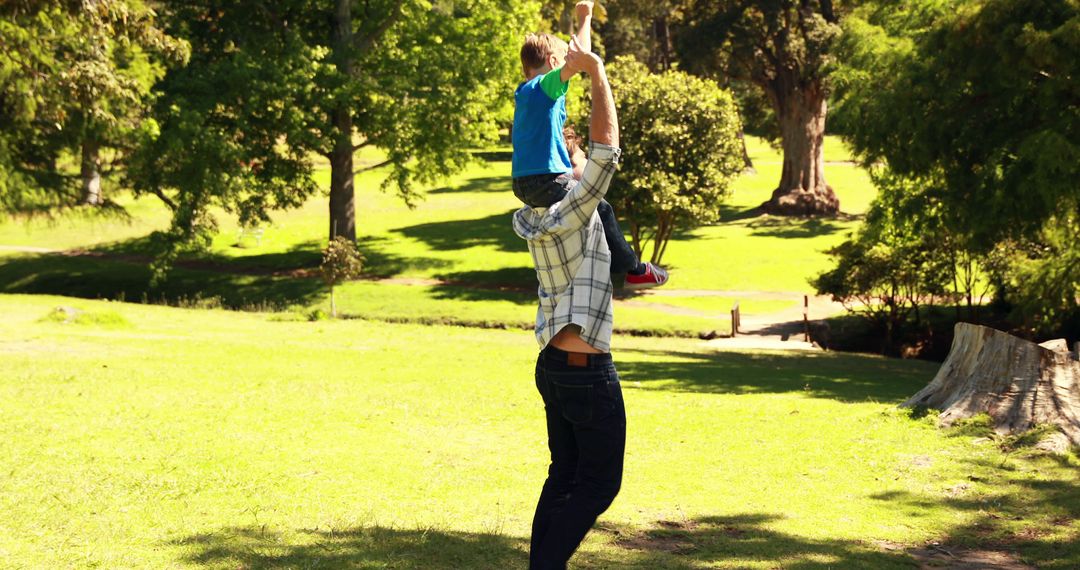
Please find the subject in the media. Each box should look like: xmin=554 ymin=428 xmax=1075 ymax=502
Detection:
xmin=624 ymin=263 xmax=669 ymax=290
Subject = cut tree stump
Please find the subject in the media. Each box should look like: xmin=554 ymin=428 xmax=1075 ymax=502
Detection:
xmin=902 ymin=323 xmax=1080 ymax=451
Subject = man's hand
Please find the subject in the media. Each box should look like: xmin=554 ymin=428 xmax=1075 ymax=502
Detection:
xmin=567 ymin=49 xmax=603 ymax=77
xmin=560 ymin=36 xmax=587 ymax=81
xmin=575 ymin=1 xmax=594 ymax=22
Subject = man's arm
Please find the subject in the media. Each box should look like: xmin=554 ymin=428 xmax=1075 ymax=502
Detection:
xmin=582 ymin=52 xmax=618 ymax=148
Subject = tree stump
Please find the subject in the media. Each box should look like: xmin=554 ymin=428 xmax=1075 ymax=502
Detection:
xmin=901 ymin=323 xmax=1080 ymax=450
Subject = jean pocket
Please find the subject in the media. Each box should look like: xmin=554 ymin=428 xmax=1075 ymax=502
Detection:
xmin=551 ymin=381 xmax=594 ymax=424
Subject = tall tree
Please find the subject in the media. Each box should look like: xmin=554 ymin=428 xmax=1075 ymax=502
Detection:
xmin=0 ymin=0 xmax=187 ymax=213
xmin=678 ymin=0 xmax=844 ymax=216
xmin=830 ymin=0 xmax=1079 ymax=335
xmin=132 ymin=0 xmax=536 ymax=270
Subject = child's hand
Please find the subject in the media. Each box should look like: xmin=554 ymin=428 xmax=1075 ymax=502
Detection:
xmin=575 ymin=1 xmax=594 ymax=21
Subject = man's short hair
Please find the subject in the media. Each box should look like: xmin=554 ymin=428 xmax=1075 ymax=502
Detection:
xmin=521 ymin=33 xmax=568 ymax=72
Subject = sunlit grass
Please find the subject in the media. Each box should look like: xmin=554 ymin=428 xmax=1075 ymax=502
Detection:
xmin=1 ymin=294 xmax=1075 ymax=568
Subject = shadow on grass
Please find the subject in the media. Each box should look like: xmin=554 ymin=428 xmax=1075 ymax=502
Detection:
xmin=0 ymin=252 xmax=325 ymax=310
xmin=172 ymin=513 xmax=919 ymax=569
xmin=717 ymin=204 xmax=766 ymax=223
xmin=357 ymin=236 xmax=453 ymax=279
xmin=586 ymin=513 xmax=915 ymax=569
xmin=394 ymin=210 xmax=522 ymax=253
xmin=617 ymin=347 xmax=938 ymax=403
xmin=429 ymin=175 xmax=511 ymax=195
xmin=745 ymin=216 xmax=854 ymax=239
xmin=865 ymin=455 xmax=1080 ymax=568
xmin=433 ymin=267 xmax=536 ymax=290
xmin=172 ymin=526 xmax=528 ymax=570
xmin=469 ymin=150 xmax=514 ymax=163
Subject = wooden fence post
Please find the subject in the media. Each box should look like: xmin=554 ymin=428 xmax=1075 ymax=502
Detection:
xmin=731 ymin=302 xmax=740 ymax=338
xmin=803 ymin=295 xmax=810 ymax=342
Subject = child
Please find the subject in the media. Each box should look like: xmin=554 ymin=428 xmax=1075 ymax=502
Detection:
xmin=512 ymin=1 xmax=667 ymax=290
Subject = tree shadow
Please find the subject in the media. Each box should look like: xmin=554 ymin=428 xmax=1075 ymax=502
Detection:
xmin=170 ymin=514 xmax=919 ymax=569
xmin=431 ymin=267 xmax=536 ymax=291
xmin=356 ymin=235 xmax=452 ymax=279
xmin=616 ymin=347 xmax=938 ymax=403
xmin=865 ymin=455 xmax=1080 ymax=568
xmin=171 ymin=526 xmax=529 ymax=570
xmin=717 ymin=204 xmax=766 ymax=223
xmin=393 ymin=210 xmax=522 ymax=253
xmin=0 ymin=251 xmax=326 ymax=310
xmin=469 ymin=150 xmax=514 ymax=163
xmin=583 ymin=513 xmax=916 ymax=569
xmin=428 ymin=175 xmax=511 ymax=195
xmin=745 ymin=216 xmax=855 ymax=239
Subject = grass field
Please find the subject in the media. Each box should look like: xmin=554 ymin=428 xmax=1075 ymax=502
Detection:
xmin=0 ymin=137 xmax=870 ymax=334
xmin=1 ymin=295 xmax=1077 ymax=569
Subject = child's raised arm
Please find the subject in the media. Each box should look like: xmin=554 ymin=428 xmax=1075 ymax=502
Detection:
xmin=558 ymin=2 xmax=594 ymax=83
xmin=574 ymin=1 xmax=594 ymax=54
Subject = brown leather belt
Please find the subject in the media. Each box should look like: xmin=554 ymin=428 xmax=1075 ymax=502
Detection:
xmin=567 ymin=352 xmax=589 ymax=367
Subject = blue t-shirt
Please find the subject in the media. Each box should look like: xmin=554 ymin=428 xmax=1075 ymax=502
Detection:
xmin=511 ymin=69 xmax=572 ymax=178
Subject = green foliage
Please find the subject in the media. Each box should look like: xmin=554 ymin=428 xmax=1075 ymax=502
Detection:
xmin=320 ymin=235 xmax=364 ymax=317
xmin=132 ymin=0 xmax=538 ymax=275
xmin=835 ymin=0 xmax=1078 ymax=247
xmin=992 ymin=215 xmax=1080 ymax=336
xmin=0 ymin=0 xmax=188 ymax=212
xmin=830 ymin=0 xmax=1080 ymax=337
xmin=813 ymin=171 xmax=959 ymax=352
xmin=581 ymin=57 xmax=743 ymax=264
xmin=676 ymin=1 xmax=844 ymax=98
xmin=320 ymin=237 xmax=364 ymax=288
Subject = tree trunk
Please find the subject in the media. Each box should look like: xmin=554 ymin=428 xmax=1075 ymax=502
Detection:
xmin=80 ymin=138 xmax=102 ymax=205
xmin=650 ymin=15 xmax=673 ymax=72
xmin=328 ymin=0 xmax=356 ymax=242
xmin=761 ymin=79 xmax=839 ymax=216
xmin=902 ymin=323 xmax=1080 ymax=450
xmin=738 ymin=128 xmax=754 ymax=172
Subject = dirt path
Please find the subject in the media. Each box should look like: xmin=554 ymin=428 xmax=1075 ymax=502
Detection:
xmin=0 ymin=245 xmax=57 ymax=253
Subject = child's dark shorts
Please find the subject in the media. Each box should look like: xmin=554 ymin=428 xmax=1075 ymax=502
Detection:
xmin=513 ymin=172 xmax=577 ymax=208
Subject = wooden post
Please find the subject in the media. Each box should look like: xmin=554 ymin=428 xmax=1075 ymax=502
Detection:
xmin=803 ymin=295 xmax=810 ymax=342
xmin=731 ymin=302 xmax=740 ymax=338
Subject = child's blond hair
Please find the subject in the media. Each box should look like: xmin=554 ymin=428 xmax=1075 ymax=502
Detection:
xmin=520 ymin=33 xmax=568 ymax=73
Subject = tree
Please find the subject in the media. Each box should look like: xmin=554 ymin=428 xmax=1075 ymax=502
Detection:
xmin=903 ymin=323 xmax=1080 ymax=452
xmin=812 ymin=172 xmax=958 ymax=354
xmin=677 ymin=0 xmax=845 ymax=216
xmin=0 ymin=0 xmax=187 ymax=212
xmin=574 ymin=57 xmax=743 ymax=265
xmin=320 ymin=236 xmax=364 ymax=318
xmin=832 ymin=0 xmax=1080 ymax=336
xmin=130 ymin=0 xmax=537 ymax=273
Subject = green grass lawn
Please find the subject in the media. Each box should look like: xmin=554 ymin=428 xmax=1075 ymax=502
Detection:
xmin=2 ymin=294 xmax=1076 ymax=569
xmin=0 ymin=137 xmax=872 ymax=323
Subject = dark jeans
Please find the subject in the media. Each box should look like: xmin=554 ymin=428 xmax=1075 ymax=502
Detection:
xmin=530 ymin=345 xmax=627 ymax=570
xmin=513 ymin=173 xmax=640 ymax=275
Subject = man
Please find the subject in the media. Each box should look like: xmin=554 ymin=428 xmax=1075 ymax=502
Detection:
xmin=512 ymin=43 xmax=626 ymax=570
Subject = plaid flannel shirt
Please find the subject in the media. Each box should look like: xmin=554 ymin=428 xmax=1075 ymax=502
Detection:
xmin=512 ymin=142 xmax=622 ymax=352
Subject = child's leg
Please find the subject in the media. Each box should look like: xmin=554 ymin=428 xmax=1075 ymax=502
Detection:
xmin=597 ymin=200 xmax=645 ymax=275
xmin=513 ymin=173 xmax=576 ymax=208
